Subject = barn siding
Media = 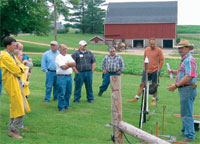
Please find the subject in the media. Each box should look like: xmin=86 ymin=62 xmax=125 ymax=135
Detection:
xmin=104 ymin=23 xmax=176 ymax=39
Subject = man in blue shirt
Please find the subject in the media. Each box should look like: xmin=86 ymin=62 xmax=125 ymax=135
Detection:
xmin=41 ymin=41 xmax=59 ymax=102
xmin=16 ymin=42 xmax=32 ymax=63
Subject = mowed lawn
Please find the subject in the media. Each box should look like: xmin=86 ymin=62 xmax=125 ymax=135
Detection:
xmin=0 ymin=67 xmax=199 ymax=144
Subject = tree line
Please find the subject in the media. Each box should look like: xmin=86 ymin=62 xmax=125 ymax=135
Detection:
xmin=0 ymin=0 xmax=106 ymax=46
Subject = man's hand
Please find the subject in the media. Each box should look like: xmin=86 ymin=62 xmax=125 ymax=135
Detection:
xmin=117 ymin=72 xmax=121 ymax=74
xmin=167 ymin=70 xmax=172 ymax=75
xmin=27 ymin=73 xmax=31 ymax=78
xmin=168 ymin=84 xmax=177 ymax=92
xmin=22 ymin=60 xmax=28 ymax=64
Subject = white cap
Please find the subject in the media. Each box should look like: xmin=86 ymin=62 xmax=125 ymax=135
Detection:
xmin=79 ymin=40 xmax=87 ymax=46
xmin=50 ymin=41 xmax=58 ymax=45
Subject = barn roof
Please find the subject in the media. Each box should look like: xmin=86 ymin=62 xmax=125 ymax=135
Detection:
xmin=104 ymin=1 xmax=177 ymax=24
xmin=89 ymin=36 xmax=105 ymax=41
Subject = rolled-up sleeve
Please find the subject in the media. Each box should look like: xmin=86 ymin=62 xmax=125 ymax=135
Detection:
xmin=185 ymin=59 xmax=197 ymax=78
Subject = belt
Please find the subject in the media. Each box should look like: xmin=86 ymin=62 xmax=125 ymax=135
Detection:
xmin=57 ymin=74 xmax=72 ymax=76
xmin=48 ymin=69 xmax=56 ymax=72
xmin=178 ymin=84 xmax=192 ymax=88
xmin=108 ymin=72 xmax=117 ymax=74
xmin=79 ymin=70 xmax=92 ymax=72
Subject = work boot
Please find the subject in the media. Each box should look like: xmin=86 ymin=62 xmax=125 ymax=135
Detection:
xmin=151 ymin=97 xmax=158 ymax=105
xmin=127 ymin=97 xmax=138 ymax=103
xmin=98 ymin=90 xmax=104 ymax=97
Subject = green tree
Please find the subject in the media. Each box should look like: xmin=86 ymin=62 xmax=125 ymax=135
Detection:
xmin=70 ymin=0 xmax=105 ymax=34
xmin=0 ymin=0 xmax=51 ymax=46
xmin=48 ymin=0 xmax=78 ymax=22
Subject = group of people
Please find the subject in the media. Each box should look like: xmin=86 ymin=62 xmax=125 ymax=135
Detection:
xmin=41 ymin=40 xmax=96 ymax=112
xmin=0 ymin=37 xmax=198 ymax=142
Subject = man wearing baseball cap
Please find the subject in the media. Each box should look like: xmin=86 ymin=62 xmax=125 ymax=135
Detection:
xmin=72 ymin=40 xmax=96 ymax=103
xmin=168 ymin=40 xmax=198 ymax=142
xmin=41 ymin=40 xmax=59 ymax=102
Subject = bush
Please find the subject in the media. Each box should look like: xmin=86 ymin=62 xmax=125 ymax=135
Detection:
xmin=57 ymin=28 xmax=69 ymax=34
xmin=75 ymin=29 xmax=80 ymax=34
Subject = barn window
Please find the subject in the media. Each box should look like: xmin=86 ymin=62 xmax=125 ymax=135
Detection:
xmin=163 ymin=40 xmax=173 ymax=48
xmin=95 ymin=40 xmax=98 ymax=43
xmin=133 ymin=40 xmax=143 ymax=48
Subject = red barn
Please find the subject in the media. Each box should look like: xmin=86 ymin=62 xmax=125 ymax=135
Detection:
xmin=90 ymin=36 xmax=105 ymax=44
xmin=104 ymin=1 xmax=177 ymax=48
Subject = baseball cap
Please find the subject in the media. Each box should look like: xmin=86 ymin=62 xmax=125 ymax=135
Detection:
xmin=79 ymin=40 xmax=87 ymax=46
xmin=50 ymin=41 xmax=58 ymax=45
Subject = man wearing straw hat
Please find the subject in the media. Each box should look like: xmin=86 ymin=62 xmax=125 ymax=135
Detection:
xmin=168 ymin=40 xmax=198 ymax=142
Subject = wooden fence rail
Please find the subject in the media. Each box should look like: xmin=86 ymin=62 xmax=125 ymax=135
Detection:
xmin=110 ymin=76 xmax=170 ymax=144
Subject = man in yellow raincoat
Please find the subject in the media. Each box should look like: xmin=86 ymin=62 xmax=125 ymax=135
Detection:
xmin=0 ymin=37 xmax=31 ymax=139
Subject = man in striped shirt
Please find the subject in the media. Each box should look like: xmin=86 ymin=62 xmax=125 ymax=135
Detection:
xmin=168 ymin=40 xmax=198 ymax=142
xmin=98 ymin=47 xmax=125 ymax=96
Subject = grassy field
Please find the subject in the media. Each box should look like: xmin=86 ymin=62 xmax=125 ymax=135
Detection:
xmin=14 ymin=33 xmax=108 ymax=52
xmin=0 ymin=26 xmax=199 ymax=143
xmin=177 ymin=25 xmax=200 ymax=33
xmin=0 ymin=67 xmax=199 ymax=144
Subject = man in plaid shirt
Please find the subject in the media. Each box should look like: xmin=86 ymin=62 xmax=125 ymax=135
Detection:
xmin=168 ymin=40 xmax=198 ymax=142
xmin=98 ymin=47 xmax=125 ymax=96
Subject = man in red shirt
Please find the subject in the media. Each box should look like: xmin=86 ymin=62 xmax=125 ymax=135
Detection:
xmin=127 ymin=39 xmax=164 ymax=105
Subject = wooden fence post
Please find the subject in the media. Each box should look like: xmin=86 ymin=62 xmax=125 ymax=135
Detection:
xmin=110 ymin=76 xmax=170 ymax=144
xmin=110 ymin=76 xmax=124 ymax=144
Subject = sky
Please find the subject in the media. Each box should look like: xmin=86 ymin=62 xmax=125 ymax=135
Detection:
xmin=105 ymin=0 xmax=200 ymax=25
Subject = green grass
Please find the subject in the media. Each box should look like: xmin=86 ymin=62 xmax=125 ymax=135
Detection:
xmin=177 ymin=33 xmax=200 ymax=52
xmin=14 ymin=33 xmax=108 ymax=52
xmin=177 ymin=25 xmax=200 ymax=33
xmin=0 ymin=67 xmax=199 ymax=144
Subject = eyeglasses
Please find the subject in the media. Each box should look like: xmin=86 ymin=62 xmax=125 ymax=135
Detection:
xmin=178 ymin=46 xmax=188 ymax=50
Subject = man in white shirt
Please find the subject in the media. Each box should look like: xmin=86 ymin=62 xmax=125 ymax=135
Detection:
xmin=55 ymin=44 xmax=76 ymax=112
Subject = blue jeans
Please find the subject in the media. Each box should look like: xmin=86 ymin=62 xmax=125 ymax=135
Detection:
xmin=99 ymin=73 xmax=120 ymax=91
xmin=0 ymin=69 xmax=2 ymax=100
xmin=44 ymin=71 xmax=58 ymax=102
xmin=178 ymin=85 xmax=197 ymax=140
xmin=74 ymin=71 xmax=94 ymax=102
xmin=57 ymin=75 xmax=72 ymax=111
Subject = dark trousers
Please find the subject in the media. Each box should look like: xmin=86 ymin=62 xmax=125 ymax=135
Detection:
xmin=74 ymin=71 xmax=94 ymax=102
xmin=99 ymin=73 xmax=120 ymax=91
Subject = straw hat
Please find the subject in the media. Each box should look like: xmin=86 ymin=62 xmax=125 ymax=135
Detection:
xmin=174 ymin=40 xmax=194 ymax=50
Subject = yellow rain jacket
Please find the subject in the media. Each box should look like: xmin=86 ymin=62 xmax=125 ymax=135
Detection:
xmin=0 ymin=50 xmax=31 ymax=118
xmin=20 ymin=65 xmax=30 ymax=96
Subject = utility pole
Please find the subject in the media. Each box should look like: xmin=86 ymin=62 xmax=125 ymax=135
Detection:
xmin=54 ymin=0 xmax=57 ymax=41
